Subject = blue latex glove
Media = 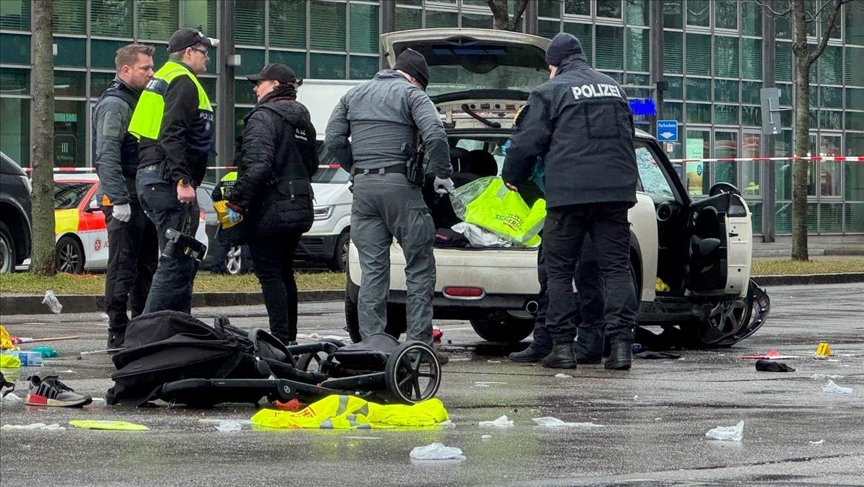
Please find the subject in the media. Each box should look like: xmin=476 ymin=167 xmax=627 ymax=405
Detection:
xmin=226 ymin=208 xmax=242 ymax=224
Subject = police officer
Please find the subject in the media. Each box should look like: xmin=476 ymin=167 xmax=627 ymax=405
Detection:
xmin=502 ymin=32 xmax=639 ymax=370
xmin=128 ymin=28 xmax=218 ymax=314
xmin=325 ymin=49 xmax=452 ymax=363
xmin=94 ymin=43 xmax=157 ymax=348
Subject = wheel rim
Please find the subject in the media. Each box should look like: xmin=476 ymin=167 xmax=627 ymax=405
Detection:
xmin=389 ymin=345 xmax=440 ymax=403
xmin=58 ymin=242 xmax=80 ymax=273
xmin=226 ymin=246 xmax=242 ymax=274
xmin=699 ymin=299 xmax=750 ymax=344
xmin=339 ymin=239 xmax=349 ymax=271
xmin=0 ymin=239 xmax=10 ymax=273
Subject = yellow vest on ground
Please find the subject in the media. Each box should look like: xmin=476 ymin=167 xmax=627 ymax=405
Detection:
xmin=128 ymin=61 xmax=212 ymax=141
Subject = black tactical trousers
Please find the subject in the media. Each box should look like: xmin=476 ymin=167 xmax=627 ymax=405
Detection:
xmin=543 ymin=203 xmax=637 ymax=346
xmin=248 ymin=232 xmax=302 ymax=343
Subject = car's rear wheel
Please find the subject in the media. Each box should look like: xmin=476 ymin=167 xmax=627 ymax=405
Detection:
xmin=687 ymin=294 xmax=753 ymax=348
xmin=56 ymin=235 xmax=84 ymax=274
xmin=470 ymin=313 xmax=534 ymax=343
xmin=0 ymin=222 xmax=15 ymax=274
xmin=328 ymin=231 xmax=350 ymax=272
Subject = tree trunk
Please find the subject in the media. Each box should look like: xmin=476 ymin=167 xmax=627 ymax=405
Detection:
xmin=790 ymin=0 xmax=810 ymax=261
xmin=30 ymin=0 xmax=56 ymax=276
xmin=487 ymin=0 xmax=509 ymax=30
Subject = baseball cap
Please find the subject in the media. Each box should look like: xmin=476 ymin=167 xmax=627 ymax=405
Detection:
xmin=168 ymin=28 xmax=219 ymax=53
xmin=246 ymin=63 xmax=300 ymax=86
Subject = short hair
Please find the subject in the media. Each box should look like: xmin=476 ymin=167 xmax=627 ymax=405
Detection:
xmin=168 ymin=50 xmax=185 ymax=61
xmin=115 ymin=44 xmax=155 ymax=72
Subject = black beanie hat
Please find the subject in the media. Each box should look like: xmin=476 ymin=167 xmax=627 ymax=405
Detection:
xmin=394 ymin=48 xmax=430 ymax=91
xmin=545 ymin=32 xmax=583 ymax=66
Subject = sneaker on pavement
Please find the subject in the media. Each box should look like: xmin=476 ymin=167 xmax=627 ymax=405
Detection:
xmin=25 ymin=375 xmax=93 ymax=407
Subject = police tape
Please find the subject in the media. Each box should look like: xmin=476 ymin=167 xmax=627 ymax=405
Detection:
xmin=27 ymin=164 xmax=341 ymax=173
xmin=669 ymin=155 xmax=864 ymax=163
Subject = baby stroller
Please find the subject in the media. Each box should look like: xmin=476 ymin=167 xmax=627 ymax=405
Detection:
xmin=109 ymin=311 xmax=442 ymax=407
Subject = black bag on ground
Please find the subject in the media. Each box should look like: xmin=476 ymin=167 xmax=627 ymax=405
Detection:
xmin=109 ymin=310 xmax=286 ymax=406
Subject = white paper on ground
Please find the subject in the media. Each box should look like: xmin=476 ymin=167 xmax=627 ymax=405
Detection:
xmin=554 ymin=373 xmax=572 ymax=378
xmin=822 ymin=379 xmax=853 ymax=394
xmin=409 ymin=442 xmax=466 ymax=461
xmin=479 ymin=415 xmax=514 ymax=428
xmin=705 ymin=420 xmax=744 ymax=441
xmin=532 ymin=417 xmax=606 ymax=428
xmin=1 ymin=422 xmax=65 ymax=431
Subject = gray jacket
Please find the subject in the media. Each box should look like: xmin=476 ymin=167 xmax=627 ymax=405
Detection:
xmin=93 ymin=77 xmax=138 ymax=204
xmin=325 ymin=70 xmax=451 ymax=179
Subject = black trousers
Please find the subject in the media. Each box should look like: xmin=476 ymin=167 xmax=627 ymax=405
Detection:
xmin=248 ymin=232 xmax=302 ymax=342
xmin=102 ymin=202 xmax=158 ymax=340
xmin=544 ymin=203 xmax=637 ymax=346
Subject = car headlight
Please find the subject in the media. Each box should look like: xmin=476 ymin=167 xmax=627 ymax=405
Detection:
xmin=314 ymin=205 xmax=334 ymax=221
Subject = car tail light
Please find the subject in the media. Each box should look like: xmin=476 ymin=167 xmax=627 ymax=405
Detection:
xmin=442 ymin=286 xmax=485 ymax=299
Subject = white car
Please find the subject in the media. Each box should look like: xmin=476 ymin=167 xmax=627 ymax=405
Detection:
xmin=345 ymin=29 xmax=769 ymax=348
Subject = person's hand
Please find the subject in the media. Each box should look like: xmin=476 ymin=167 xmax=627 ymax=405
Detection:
xmin=177 ymin=182 xmax=196 ymax=203
xmin=505 ymin=182 xmax=519 ymax=192
xmin=226 ymin=208 xmax=242 ymax=224
xmin=112 ymin=203 xmax=131 ymax=222
xmin=434 ymin=176 xmax=455 ymax=195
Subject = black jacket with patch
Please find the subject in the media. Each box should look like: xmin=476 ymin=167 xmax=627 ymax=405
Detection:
xmin=502 ymin=54 xmax=638 ymax=209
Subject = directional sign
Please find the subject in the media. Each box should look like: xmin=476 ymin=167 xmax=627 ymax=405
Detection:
xmin=656 ymin=120 xmax=678 ymax=142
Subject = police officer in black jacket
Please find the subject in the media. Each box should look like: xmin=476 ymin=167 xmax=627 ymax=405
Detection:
xmin=502 ymin=32 xmax=639 ymax=370
xmin=226 ymin=64 xmax=318 ymax=345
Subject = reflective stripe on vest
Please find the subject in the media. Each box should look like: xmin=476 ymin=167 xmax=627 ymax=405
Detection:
xmin=128 ymin=61 xmax=212 ymax=141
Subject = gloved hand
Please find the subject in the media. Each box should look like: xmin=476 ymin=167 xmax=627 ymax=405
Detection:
xmin=112 ymin=203 xmax=132 ymax=223
xmin=226 ymin=208 xmax=242 ymax=224
xmin=434 ymin=176 xmax=455 ymax=195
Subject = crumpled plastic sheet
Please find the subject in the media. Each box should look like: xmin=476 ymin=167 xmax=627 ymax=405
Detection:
xmin=554 ymin=373 xmax=572 ymax=379
xmin=409 ymin=442 xmax=466 ymax=461
xmin=42 ymin=290 xmax=63 ymax=314
xmin=1 ymin=392 xmax=22 ymax=403
xmin=479 ymin=415 xmax=514 ymax=428
xmin=532 ymin=417 xmax=605 ymax=428
xmin=705 ymin=420 xmax=744 ymax=441
xmin=822 ymin=379 xmax=853 ymax=395
xmin=2 ymin=422 xmax=65 ymax=431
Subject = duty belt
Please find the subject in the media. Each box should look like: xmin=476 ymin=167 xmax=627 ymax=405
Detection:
xmin=353 ymin=165 xmax=406 ymax=176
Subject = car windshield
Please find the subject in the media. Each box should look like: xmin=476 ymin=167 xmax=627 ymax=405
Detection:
xmin=312 ymin=141 xmax=350 ymax=184
xmin=54 ymin=182 xmax=92 ymax=209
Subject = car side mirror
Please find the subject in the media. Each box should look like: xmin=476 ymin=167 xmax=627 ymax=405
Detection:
xmin=83 ymin=198 xmax=100 ymax=213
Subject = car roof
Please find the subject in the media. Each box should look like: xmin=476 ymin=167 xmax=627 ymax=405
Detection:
xmin=635 ymin=128 xmax=654 ymax=141
xmin=54 ymin=173 xmax=99 ymax=182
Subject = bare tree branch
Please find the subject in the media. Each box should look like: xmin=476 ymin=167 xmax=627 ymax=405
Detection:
xmin=508 ymin=0 xmax=530 ymax=31
xmin=751 ymin=0 xmax=793 ymax=17
xmin=808 ymin=0 xmax=845 ymax=65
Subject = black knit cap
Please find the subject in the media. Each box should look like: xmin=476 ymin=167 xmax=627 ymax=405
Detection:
xmin=394 ymin=48 xmax=430 ymax=91
xmin=545 ymin=32 xmax=583 ymax=66
xmin=247 ymin=63 xmax=299 ymax=86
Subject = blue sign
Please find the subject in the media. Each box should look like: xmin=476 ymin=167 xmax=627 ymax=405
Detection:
xmin=629 ymin=98 xmax=657 ymax=117
xmin=657 ymin=120 xmax=678 ymax=142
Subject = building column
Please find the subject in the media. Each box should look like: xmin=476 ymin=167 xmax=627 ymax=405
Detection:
xmin=761 ymin=1 xmax=777 ymax=242
xmin=380 ymin=0 xmax=396 ymax=70
xmin=649 ymin=0 xmax=665 ymax=137
xmin=523 ymin=0 xmax=538 ymax=35
xmin=216 ymin=0 xmax=236 ymax=180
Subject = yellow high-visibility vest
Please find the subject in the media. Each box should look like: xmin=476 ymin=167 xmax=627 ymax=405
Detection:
xmin=128 ymin=61 xmax=212 ymax=141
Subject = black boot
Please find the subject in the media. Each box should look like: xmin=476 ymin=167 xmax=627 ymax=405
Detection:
xmin=604 ymin=342 xmax=632 ymax=370
xmin=509 ymin=344 xmax=551 ymax=363
xmin=541 ymin=343 xmax=577 ymax=369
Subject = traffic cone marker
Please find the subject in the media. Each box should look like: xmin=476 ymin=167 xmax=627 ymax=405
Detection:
xmin=814 ymin=342 xmax=833 ymax=358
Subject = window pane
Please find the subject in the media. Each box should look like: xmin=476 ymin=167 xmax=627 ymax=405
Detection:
xmin=742 ymin=133 xmax=761 ymax=195
xmin=847 ymin=88 xmax=864 ymax=109
xmin=714 ymin=131 xmax=737 ymax=186
xmin=714 ymin=36 xmax=738 ymax=78
xmin=91 ymin=39 xmax=126 ymax=70
xmin=663 ymin=31 xmax=683 ymax=74
xmin=776 ymin=12 xmax=791 ymax=39
xmin=395 ymin=7 xmax=422 ymax=31
xmin=234 ymin=77 xmax=258 ymax=105
xmin=0 ymin=33 xmax=30 ymax=65
xmin=269 ymin=50 xmax=306 ymax=78
xmin=663 ymin=0 xmax=682 ymax=28
xmin=55 ymin=37 xmax=86 ymax=68
xmin=309 ymin=53 xmax=346 ymax=79
xmin=235 ymin=0 xmax=264 ymax=45
xmin=236 ymin=49 xmax=265 ymax=76
xmin=685 ymin=130 xmax=710 ymax=195
xmin=776 ymin=42 xmax=792 ymax=82
xmin=846 ymin=134 xmax=864 ymax=200
xmin=350 ymin=4 xmax=379 ymax=53
xmin=595 ymin=26 xmax=623 ymax=71
xmin=844 ymin=47 xmax=864 ymax=87
xmin=0 ymin=0 xmax=30 ymax=31
xmin=90 ymin=0 xmax=133 ymax=37
xmin=666 ymin=76 xmax=683 ymax=99
xmin=54 ymin=100 xmax=87 ymax=167
xmin=461 ymin=12 xmax=491 ymax=29
xmin=597 ymin=0 xmax=622 ymax=19
xmin=847 ymin=5 xmax=864 ymax=45
xmin=686 ymin=34 xmax=711 ymax=75
xmin=685 ymin=77 xmax=710 ymax=101
xmin=539 ymin=19 xmax=560 ymax=38
xmin=847 ymin=111 xmax=864 ymax=131
xmin=564 ymin=0 xmax=590 ymax=16
xmin=742 ymin=81 xmax=761 ymax=104
xmin=181 ymin=0 xmax=216 ymax=35
xmin=741 ymin=0 xmax=762 ymax=36
xmin=821 ymin=86 xmax=842 ymax=108
xmin=686 ymin=102 xmax=712 ymax=124
xmin=350 ymin=55 xmax=379 ymax=80
xmin=53 ymin=0 xmax=86 ymax=35
xmin=0 ymin=67 xmax=29 ymax=94
xmin=54 ymin=71 xmax=86 ymax=97
xmin=563 ymin=23 xmax=592 ymax=64
xmin=714 ymin=79 xmax=739 ymax=103
xmin=714 ymin=0 xmax=737 ymax=30
xmin=819 ymin=45 xmax=842 ymax=84
xmin=847 ymin=202 xmax=864 ymax=231
xmin=270 ymin=0 xmax=306 ymax=49
xmin=635 ymin=146 xmax=675 ymax=204
xmin=538 ymin=0 xmax=560 ymax=18
xmin=741 ymin=38 xmax=761 ymax=80
xmin=425 ymin=10 xmax=457 ymax=28
xmin=742 ymin=105 xmax=761 ymax=126
xmin=687 ymin=0 xmax=709 ymax=27
xmin=89 ymin=71 xmax=113 ymax=97
xmin=626 ymin=28 xmax=649 ymax=72
xmin=310 ymin=1 xmax=346 ymax=50
xmin=714 ymin=104 xmax=739 ymax=125
xmin=627 ymin=0 xmax=649 ymax=26
xmin=819 ymin=203 xmax=842 ymax=232
xmin=0 ymin=97 xmax=30 ymax=166
xmin=138 ymin=0 xmax=179 ymax=41
xmin=818 ymin=110 xmax=841 ymax=130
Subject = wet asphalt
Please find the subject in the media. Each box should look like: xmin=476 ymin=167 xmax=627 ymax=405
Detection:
xmin=0 ymin=283 xmax=862 ymax=487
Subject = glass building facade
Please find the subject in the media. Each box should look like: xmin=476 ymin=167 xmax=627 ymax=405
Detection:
xmin=0 ymin=0 xmax=862 ymax=235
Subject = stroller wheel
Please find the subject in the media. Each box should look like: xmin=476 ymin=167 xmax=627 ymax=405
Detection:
xmin=384 ymin=341 xmax=441 ymax=404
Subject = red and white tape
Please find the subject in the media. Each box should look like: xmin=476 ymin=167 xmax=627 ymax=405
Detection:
xmin=670 ymin=155 xmax=864 ymax=163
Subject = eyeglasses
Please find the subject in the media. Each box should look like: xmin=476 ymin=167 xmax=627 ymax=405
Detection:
xmin=189 ymin=47 xmax=209 ymax=56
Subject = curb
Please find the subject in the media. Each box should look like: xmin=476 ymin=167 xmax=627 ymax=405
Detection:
xmin=2 ymin=274 xmax=864 ymax=316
